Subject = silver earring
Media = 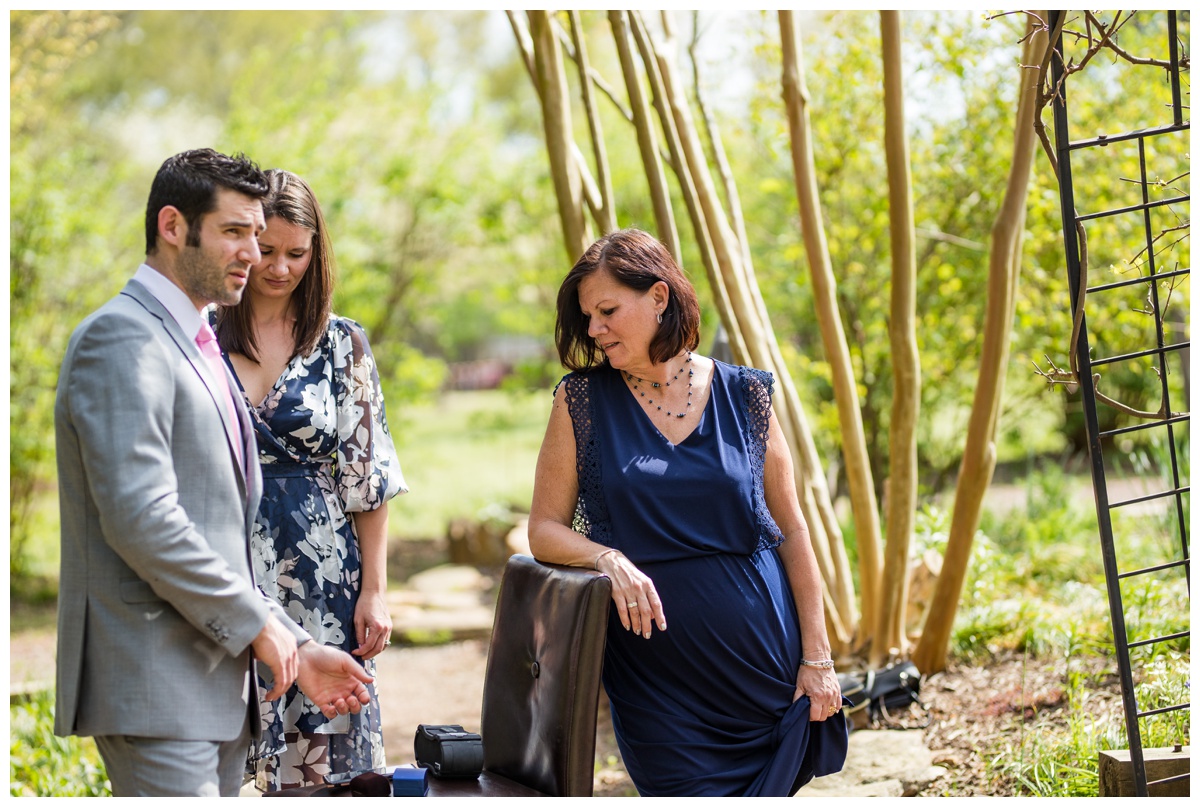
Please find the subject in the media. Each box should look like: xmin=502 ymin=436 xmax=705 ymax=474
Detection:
xmin=657 ymin=311 xmax=663 ymax=324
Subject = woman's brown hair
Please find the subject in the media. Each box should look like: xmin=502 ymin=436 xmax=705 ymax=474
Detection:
xmin=555 ymin=228 xmax=700 ymax=372
xmin=213 ymin=169 xmax=334 ymax=363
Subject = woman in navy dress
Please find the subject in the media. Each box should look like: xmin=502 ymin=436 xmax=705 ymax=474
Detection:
xmin=528 ymin=229 xmax=847 ymax=796
xmin=212 ymin=170 xmax=406 ymax=791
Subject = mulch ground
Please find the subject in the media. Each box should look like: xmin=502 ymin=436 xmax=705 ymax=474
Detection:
xmin=917 ymin=651 xmax=1124 ymax=796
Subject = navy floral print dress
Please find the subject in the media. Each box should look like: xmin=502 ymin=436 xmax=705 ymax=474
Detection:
xmin=220 ymin=314 xmax=407 ymax=791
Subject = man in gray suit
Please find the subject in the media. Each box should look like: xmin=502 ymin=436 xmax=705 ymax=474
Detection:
xmin=54 ymin=149 xmax=375 ymax=796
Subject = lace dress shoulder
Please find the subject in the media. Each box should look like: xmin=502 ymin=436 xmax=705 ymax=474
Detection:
xmin=737 ymin=364 xmax=784 ymax=551
xmin=554 ymin=371 xmax=613 ymax=546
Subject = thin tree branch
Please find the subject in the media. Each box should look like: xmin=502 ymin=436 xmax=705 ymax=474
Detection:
xmin=551 ymin=12 xmax=633 ymax=122
xmin=688 ymin=10 xmax=751 ymax=270
xmin=568 ymin=10 xmax=617 ymax=234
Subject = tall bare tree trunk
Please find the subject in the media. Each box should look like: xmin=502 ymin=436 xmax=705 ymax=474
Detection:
xmin=779 ymin=10 xmax=879 ymax=647
xmin=877 ymin=10 xmax=921 ymax=663
xmin=912 ymin=15 xmax=1048 ymax=674
xmin=528 ymin=10 xmax=589 ymax=262
xmin=609 ymin=11 xmax=679 ymax=259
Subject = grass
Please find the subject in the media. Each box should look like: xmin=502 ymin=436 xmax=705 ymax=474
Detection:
xmin=9 ymin=690 xmax=110 ymax=797
xmin=386 ymin=388 xmax=552 ymax=541
xmin=981 ymin=638 xmax=1190 ymax=797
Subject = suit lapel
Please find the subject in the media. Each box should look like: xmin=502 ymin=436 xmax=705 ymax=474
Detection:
xmin=121 ymin=281 xmax=251 ymax=499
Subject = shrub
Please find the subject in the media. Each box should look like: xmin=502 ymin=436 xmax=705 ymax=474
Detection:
xmin=9 ymin=689 xmax=110 ymax=797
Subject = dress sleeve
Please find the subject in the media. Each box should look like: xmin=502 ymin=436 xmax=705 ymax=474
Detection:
xmin=741 ymin=365 xmax=784 ymax=551
xmin=555 ymin=372 xmax=612 ymax=546
xmin=330 ymin=318 xmax=407 ymax=512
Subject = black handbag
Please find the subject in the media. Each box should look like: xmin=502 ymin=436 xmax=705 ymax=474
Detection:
xmin=413 ymin=724 xmax=484 ymax=779
xmin=838 ymin=660 xmax=928 ymax=728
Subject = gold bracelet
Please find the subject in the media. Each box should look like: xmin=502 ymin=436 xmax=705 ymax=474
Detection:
xmin=594 ymin=548 xmax=618 ymax=570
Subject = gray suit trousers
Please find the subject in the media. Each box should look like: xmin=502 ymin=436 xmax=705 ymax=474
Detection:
xmin=96 ymin=716 xmax=252 ymax=797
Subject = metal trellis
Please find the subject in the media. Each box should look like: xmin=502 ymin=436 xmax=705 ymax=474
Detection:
xmin=1048 ymin=9 xmax=1190 ymax=797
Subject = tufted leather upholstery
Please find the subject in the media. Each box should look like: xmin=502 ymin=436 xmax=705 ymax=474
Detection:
xmin=428 ymin=553 xmax=612 ymax=797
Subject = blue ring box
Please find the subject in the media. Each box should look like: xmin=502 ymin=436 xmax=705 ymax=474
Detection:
xmin=392 ymin=766 xmax=430 ymax=797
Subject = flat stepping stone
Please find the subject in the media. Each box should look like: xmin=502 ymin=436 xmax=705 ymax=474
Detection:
xmin=389 ymin=564 xmax=497 ymax=645
xmin=797 ymin=728 xmax=945 ymax=797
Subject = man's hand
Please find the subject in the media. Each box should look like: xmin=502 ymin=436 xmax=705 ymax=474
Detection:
xmin=250 ymin=613 xmax=300 ymax=701
xmin=297 ymin=642 xmax=374 ymax=719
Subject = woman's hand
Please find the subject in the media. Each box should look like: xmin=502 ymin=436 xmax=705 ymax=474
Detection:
xmin=794 ymin=664 xmax=842 ymax=722
xmin=597 ymin=550 xmax=667 ymax=639
xmin=352 ymin=588 xmax=392 ymax=660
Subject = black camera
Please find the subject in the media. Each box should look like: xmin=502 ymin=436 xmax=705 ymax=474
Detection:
xmin=413 ymin=724 xmax=484 ymax=780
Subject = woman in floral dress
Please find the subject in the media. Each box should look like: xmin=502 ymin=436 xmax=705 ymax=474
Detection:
xmin=212 ymin=169 xmax=406 ymax=791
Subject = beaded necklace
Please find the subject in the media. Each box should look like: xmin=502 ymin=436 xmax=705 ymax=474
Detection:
xmin=623 ymin=352 xmax=694 ymax=419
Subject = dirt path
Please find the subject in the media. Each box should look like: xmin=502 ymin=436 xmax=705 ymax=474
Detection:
xmin=13 ymin=610 xmax=1126 ymax=797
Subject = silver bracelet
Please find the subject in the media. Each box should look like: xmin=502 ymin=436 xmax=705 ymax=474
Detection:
xmin=798 ymin=658 xmax=836 ymax=669
xmin=594 ymin=548 xmax=619 ymax=570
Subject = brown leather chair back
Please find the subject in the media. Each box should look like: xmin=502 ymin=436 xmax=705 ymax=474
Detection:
xmin=479 ymin=554 xmax=611 ymax=797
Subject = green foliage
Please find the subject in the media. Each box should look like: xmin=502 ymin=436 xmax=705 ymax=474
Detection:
xmin=10 ymin=11 xmax=137 ymax=578
xmin=8 ymin=10 xmax=564 ymax=583
xmin=722 ymin=10 xmax=1188 ymax=493
xmin=10 ymin=690 xmax=111 ymax=797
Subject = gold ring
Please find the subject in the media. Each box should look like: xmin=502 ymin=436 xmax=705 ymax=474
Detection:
xmin=828 ymin=705 xmax=838 ymax=715
xmin=627 ymin=602 xmax=639 ymax=608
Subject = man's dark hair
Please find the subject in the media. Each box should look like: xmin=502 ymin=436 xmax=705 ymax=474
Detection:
xmin=144 ymin=148 xmax=269 ymax=254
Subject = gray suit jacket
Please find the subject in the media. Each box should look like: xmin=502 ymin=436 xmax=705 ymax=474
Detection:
xmin=54 ymin=279 xmax=307 ymax=741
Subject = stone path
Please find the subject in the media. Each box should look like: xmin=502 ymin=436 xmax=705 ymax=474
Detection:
xmin=799 ymin=729 xmax=944 ymax=797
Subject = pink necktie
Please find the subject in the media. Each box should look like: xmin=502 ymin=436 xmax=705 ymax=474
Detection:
xmin=195 ymin=322 xmax=244 ymax=468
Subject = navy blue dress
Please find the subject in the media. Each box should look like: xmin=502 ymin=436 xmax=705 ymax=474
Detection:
xmin=559 ymin=360 xmax=848 ymax=796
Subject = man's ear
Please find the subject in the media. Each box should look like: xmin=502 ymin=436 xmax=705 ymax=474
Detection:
xmin=157 ymin=205 xmax=188 ymax=249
